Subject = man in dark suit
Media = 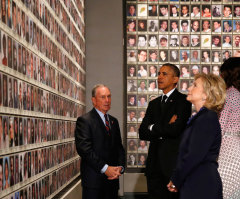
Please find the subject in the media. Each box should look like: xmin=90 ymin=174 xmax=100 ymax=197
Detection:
xmin=139 ymin=63 xmax=192 ymax=199
xmin=75 ymin=84 xmax=125 ymax=199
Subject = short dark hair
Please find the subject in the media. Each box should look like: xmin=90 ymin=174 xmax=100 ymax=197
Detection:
xmin=220 ymin=57 xmax=240 ymax=91
xmin=162 ymin=63 xmax=180 ymax=77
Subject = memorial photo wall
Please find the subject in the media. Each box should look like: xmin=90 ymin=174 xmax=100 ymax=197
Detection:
xmin=125 ymin=0 xmax=240 ymax=169
xmin=0 ymin=0 xmax=85 ymax=198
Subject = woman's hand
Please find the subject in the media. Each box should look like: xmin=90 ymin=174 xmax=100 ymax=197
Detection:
xmin=167 ymin=181 xmax=178 ymax=192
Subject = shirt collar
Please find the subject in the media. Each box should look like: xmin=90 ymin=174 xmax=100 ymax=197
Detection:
xmin=95 ymin=108 xmax=108 ymax=124
xmin=163 ymin=88 xmax=176 ymax=98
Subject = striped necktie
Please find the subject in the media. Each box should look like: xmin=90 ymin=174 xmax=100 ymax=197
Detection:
xmin=104 ymin=114 xmax=110 ymax=134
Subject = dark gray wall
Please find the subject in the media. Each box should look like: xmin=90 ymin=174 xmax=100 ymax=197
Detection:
xmin=85 ymin=0 xmax=124 ymax=128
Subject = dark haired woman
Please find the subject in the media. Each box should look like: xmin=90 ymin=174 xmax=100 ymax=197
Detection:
xmin=218 ymin=57 xmax=240 ymax=199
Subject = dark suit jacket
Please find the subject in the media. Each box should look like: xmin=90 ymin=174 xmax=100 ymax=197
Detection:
xmin=75 ymin=108 xmax=125 ymax=189
xmin=171 ymin=107 xmax=222 ymax=199
xmin=139 ymin=89 xmax=191 ymax=177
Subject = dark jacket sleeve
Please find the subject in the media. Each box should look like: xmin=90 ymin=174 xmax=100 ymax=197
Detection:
xmin=152 ymin=98 xmax=192 ymax=139
xmin=75 ymin=116 xmax=106 ymax=173
xmin=171 ymin=111 xmax=221 ymax=188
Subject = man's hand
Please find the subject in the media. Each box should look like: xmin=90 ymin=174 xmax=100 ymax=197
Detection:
xmin=169 ymin=115 xmax=177 ymax=124
xmin=105 ymin=166 xmax=121 ymax=180
xmin=167 ymin=181 xmax=178 ymax=192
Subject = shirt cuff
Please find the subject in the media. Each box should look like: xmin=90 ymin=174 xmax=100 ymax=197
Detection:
xmin=149 ymin=124 xmax=154 ymax=131
xmin=101 ymin=164 xmax=108 ymax=173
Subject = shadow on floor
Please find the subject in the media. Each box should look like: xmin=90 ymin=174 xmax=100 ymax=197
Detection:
xmin=119 ymin=193 xmax=148 ymax=199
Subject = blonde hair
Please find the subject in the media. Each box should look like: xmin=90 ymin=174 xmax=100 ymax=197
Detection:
xmin=194 ymin=73 xmax=226 ymax=113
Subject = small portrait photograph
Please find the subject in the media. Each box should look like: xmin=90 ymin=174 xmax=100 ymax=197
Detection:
xmin=170 ymin=5 xmax=179 ymax=17
xmin=14 ymin=154 xmax=19 ymax=184
xmin=149 ymin=50 xmax=158 ymax=62
xmin=180 ymin=20 xmax=190 ymax=32
xmin=127 ymin=153 xmax=137 ymax=166
xmin=222 ymin=50 xmax=231 ymax=62
xmin=138 ymin=140 xmax=148 ymax=153
xmin=22 ymin=46 xmax=26 ymax=75
xmin=138 ymin=50 xmax=147 ymax=62
xmin=212 ymin=65 xmax=220 ymax=76
xmin=138 ymin=95 xmax=148 ymax=107
xmin=13 ymin=78 xmax=18 ymax=109
xmin=17 ymin=7 xmax=21 ymax=37
xmin=181 ymin=5 xmax=190 ymax=17
xmin=138 ymin=4 xmax=148 ymax=17
xmin=159 ymin=35 xmax=168 ymax=47
xmin=190 ymin=65 xmax=200 ymax=77
xmin=21 ymin=11 xmax=25 ymax=39
xmin=159 ymin=5 xmax=169 ymax=17
xmin=1 ymin=32 xmax=8 ymax=66
xmin=191 ymin=35 xmax=200 ymax=47
xmin=148 ymin=65 xmax=157 ymax=77
xmin=12 ymin=40 xmax=17 ymax=71
xmin=127 ymin=50 xmax=137 ymax=62
xmin=148 ymin=20 xmax=158 ymax=32
xmin=3 ymin=156 xmax=10 ymax=190
xmin=127 ymin=19 xmax=136 ymax=32
xmin=128 ymin=65 xmax=136 ymax=77
xmin=180 ymin=65 xmax=190 ymax=78
xmin=233 ymin=20 xmax=240 ymax=32
xmin=0 ymin=73 xmax=1 ymax=107
xmin=3 ymin=74 xmax=8 ymax=107
xmin=222 ymin=35 xmax=232 ymax=48
xmin=169 ymin=35 xmax=179 ymax=47
xmin=148 ymin=35 xmax=158 ymax=48
xmin=137 ymin=80 xmax=147 ymax=92
xmin=8 ymin=77 xmax=13 ymax=108
xmin=179 ymin=80 xmax=189 ymax=93
xmin=223 ymin=20 xmax=232 ymax=32
xmin=2 ymin=116 xmax=9 ymax=149
xmin=202 ymin=20 xmax=211 ymax=32
xmin=180 ymin=50 xmax=190 ymax=63
xmin=138 ymin=154 xmax=147 ymax=166
xmin=170 ymin=20 xmax=179 ymax=32
xmin=212 ymin=51 xmax=221 ymax=62
xmin=233 ymin=35 xmax=240 ymax=47
xmin=202 ymin=5 xmax=211 ymax=17
xmin=128 ymin=95 xmax=137 ymax=106
xmin=201 ymin=35 xmax=211 ymax=48
xmin=127 ymin=139 xmax=137 ymax=152
xmin=1 ymin=0 xmax=7 ymax=24
xmin=127 ymin=124 xmax=138 ymax=138
xmin=138 ymin=20 xmax=147 ymax=31
xmin=0 ymin=159 xmax=2 ymax=190
xmin=212 ymin=20 xmax=221 ymax=33
xmin=202 ymin=50 xmax=211 ymax=63
xmin=191 ymin=5 xmax=201 ymax=18
xmin=202 ymin=65 xmax=210 ymax=74
xmin=170 ymin=50 xmax=179 ymax=62
xmin=137 ymin=109 xmax=146 ymax=122
xmin=159 ymin=20 xmax=168 ymax=32
xmin=7 ymin=0 xmax=12 ymax=29
xmin=180 ymin=35 xmax=190 ymax=47
xmin=127 ymin=35 xmax=136 ymax=47
xmin=7 ymin=36 xmax=12 ymax=69
xmin=159 ymin=50 xmax=168 ymax=62
xmin=212 ymin=35 xmax=221 ymax=48
xmin=223 ymin=5 xmax=232 ymax=18
xmin=148 ymin=80 xmax=158 ymax=92
xmin=127 ymin=80 xmax=137 ymax=92
xmin=19 ymin=118 xmax=23 ymax=146
xmin=191 ymin=50 xmax=200 ymax=63
xmin=234 ymin=5 xmax=240 ymax=17
xmin=137 ymin=65 xmax=147 ymax=77
xmin=17 ymin=43 xmax=22 ymax=73
xmin=138 ymin=35 xmax=147 ymax=47
xmin=127 ymin=4 xmax=136 ymax=17
xmin=149 ymin=4 xmax=158 ymax=16
xmin=191 ymin=20 xmax=200 ymax=33
xmin=212 ymin=5 xmax=222 ymax=17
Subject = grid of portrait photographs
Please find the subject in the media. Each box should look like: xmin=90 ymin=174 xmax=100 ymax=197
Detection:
xmin=0 ymin=0 xmax=85 ymax=198
xmin=126 ymin=0 xmax=240 ymax=169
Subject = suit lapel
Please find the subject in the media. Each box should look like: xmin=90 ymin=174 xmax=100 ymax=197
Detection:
xmin=161 ymin=89 xmax=179 ymax=113
xmin=91 ymin=108 xmax=110 ymax=135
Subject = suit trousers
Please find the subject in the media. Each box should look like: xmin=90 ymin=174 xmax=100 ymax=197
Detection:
xmin=147 ymin=174 xmax=179 ymax=199
xmin=82 ymin=181 xmax=119 ymax=199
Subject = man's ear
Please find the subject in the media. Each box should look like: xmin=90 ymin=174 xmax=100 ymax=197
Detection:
xmin=173 ymin=76 xmax=179 ymax=84
xmin=92 ymin=97 xmax=96 ymax=106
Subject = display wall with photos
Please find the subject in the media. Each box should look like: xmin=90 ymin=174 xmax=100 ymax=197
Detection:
xmin=0 ymin=0 xmax=85 ymax=198
xmin=125 ymin=0 xmax=240 ymax=169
